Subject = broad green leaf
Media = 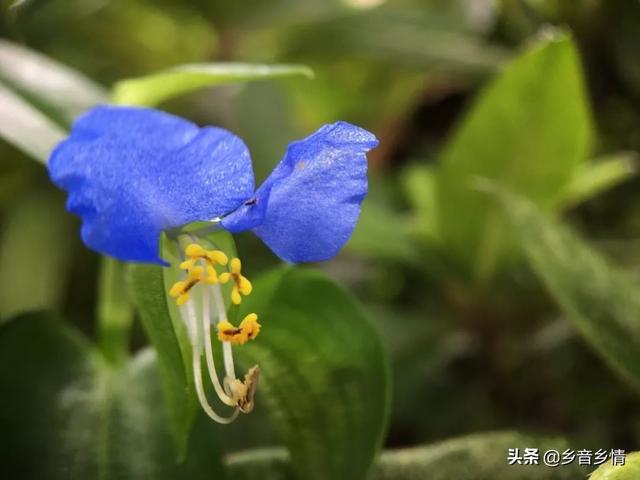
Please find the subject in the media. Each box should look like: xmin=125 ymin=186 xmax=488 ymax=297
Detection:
xmin=591 ymin=451 xmax=640 ymax=479
xmin=225 ymin=432 xmax=586 ymax=480
xmin=130 ymin=263 xmax=198 ymax=459
xmin=437 ymin=31 xmax=592 ymax=281
xmin=0 ymin=188 xmax=75 ymax=319
xmin=556 ymin=151 xmax=637 ymax=210
xmin=112 ymin=63 xmax=313 ymax=107
xmin=0 ymin=83 xmax=67 ymax=164
xmin=0 ymin=39 xmax=107 ymax=126
xmin=0 ymin=313 xmax=225 ymax=479
xmin=498 ymin=191 xmax=640 ymax=392
xmin=235 ymin=267 xmax=390 ymax=480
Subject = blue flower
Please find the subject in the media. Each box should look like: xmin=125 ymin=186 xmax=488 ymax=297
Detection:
xmin=48 ymin=105 xmax=378 ymax=264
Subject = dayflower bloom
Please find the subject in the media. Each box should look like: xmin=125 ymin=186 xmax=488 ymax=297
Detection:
xmin=48 ymin=105 xmax=378 ymax=423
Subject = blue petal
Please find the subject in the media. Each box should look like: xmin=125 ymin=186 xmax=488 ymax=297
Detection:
xmin=222 ymin=121 xmax=378 ymax=263
xmin=49 ymin=106 xmax=254 ymax=264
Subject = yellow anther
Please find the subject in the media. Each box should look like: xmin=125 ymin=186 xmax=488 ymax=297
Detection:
xmin=217 ymin=321 xmax=247 ymax=345
xmin=240 ymin=313 xmax=261 ymax=341
xmin=185 ymin=243 xmax=206 ymax=257
xmin=205 ymin=265 xmax=218 ymax=284
xmin=179 ymin=258 xmax=196 ymax=270
xmin=184 ymin=243 xmax=228 ymax=266
xmin=219 ymin=257 xmax=253 ymax=305
xmin=169 ymin=266 xmax=205 ymax=306
xmin=216 ymin=313 xmax=260 ymax=345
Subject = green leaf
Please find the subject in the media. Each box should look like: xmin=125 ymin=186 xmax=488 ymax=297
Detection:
xmin=0 ymin=83 xmax=67 ymax=164
xmin=130 ymin=264 xmax=198 ymax=459
xmin=556 ymin=151 xmax=637 ymax=210
xmin=97 ymin=257 xmax=134 ymax=364
xmin=0 ymin=188 xmax=75 ymax=319
xmin=591 ymin=451 xmax=640 ymax=480
xmin=225 ymin=432 xmax=587 ymax=480
xmin=401 ymin=163 xmax=440 ymax=242
xmin=130 ymin=229 xmax=240 ymax=457
xmin=112 ymin=63 xmax=313 ymax=107
xmin=235 ymin=267 xmax=390 ymax=480
xmin=346 ymin=197 xmax=420 ymax=263
xmin=497 ymin=191 xmax=640 ymax=392
xmin=0 ymin=313 xmax=225 ymax=479
xmin=0 ymin=39 xmax=107 ymax=126
xmin=437 ymin=30 xmax=592 ymax=281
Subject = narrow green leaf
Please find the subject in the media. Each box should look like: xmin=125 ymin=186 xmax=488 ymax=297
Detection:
xmin=556 ymin=151 xmax=637 ymax=210
xmin=498 ymin=191 xmax=640 ymax=392
xmin=401 ymin=163 xmax=440 ymax=242
xmin=112 ymin=63 xmax=313 ymax=107
xmin=0 ymin=188 xmax=75 ymax=319
xmin=130 ymin=264 xmax=197 ymax=459
xmin=236 ymin=267 xmax=390 ymax=480
xmin=225 ymin=432 xmax=587 ymax=480
xmin=591 ymin=451 xmax=640 ymax=479
xmin=0 ymin=313 xmax=225 ymax=479
xmin=0 ymin=83 xmax=67 ymax=164
xmin=437 ymin=30 xmax=592 ymax=281
xmin=0 ymin=39 xmax=107 ymax=126
xmin=97 ymin=257 xmax=134 ymax=364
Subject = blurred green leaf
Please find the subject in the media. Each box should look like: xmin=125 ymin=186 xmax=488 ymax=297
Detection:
xmin=236 ymin=267 xmax=390 ymax=480
xmin=0 ymin=39 xmax=107 ymax=126
xmin=0 ymin=83 xmax=67 ymax=164
xmin=591 ymin=451 xmax=640 ymax=479
xmin=556 ymin=151 xmax=637 ymax=210
xmin=0 ymin=188 xmax=75 ymax=319
xmin=347 ymin=197 xmax=420 ymax=263
xmin=498 ymin=191 xmax=640 ymax=392
xmin=130 ymin=263 xmax=198 ymax=460
xmin=225 ymin=432 xmax=586 ymax=480
xmin=283 ymin=7 xmax=508 ymax=73
xmin=401 ymin=163 xmax=440 ymax=242
xmin=112 ymin=63 xmax=313 ymax=107
xmin=0 ymin=313 xmax=225 ymax=479
xmin=437 ymin=30 xmax=592 ymax=281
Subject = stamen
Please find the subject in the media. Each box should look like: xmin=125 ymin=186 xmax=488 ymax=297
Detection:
xmin=202 ymin=289 xmax=236 ymax=407
xmin=192 ymin=344 xmax=239 ymax=424
xmin=219 ymin=258 xmax=253 ymax=305
xmin=211 ymin=283 xmax=237 ymax=381
xmin=168 ymin=238 xmax=262 ymax=423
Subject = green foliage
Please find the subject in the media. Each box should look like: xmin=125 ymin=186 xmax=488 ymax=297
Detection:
xmin=555 ymin=151 xmax=637 ymax=210
xmin=225 ymin=432 xmax=587 ymax=480
xmin=0 ymin=40 xmax=106 ymax=163
xmin=234 ymin=267 xmax=390 ymax=480
xmin=0 ymin=188 xmax=75 ymax=319
xmin=113 ymin=63 xmax=313 ymax=106
xmin=130 ymin=264 xmax=198 ymax=459
xmin=0 ymin=313 xmax=225 ymax=479
xmin=498 ymin=191 xmax=640 ymax=392
xmin=591 ymin=452 xmax=640 ymax=480
xmin=437 ymin=31 xmax=592 ymax=281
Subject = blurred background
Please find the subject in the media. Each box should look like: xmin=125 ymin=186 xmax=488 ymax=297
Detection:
xmin=2 ymin=0 xmax=640 ymax=472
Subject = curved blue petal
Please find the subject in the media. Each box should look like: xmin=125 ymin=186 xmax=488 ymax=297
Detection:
xmin=222 ymin=121 xmax=378 ymax=263
xmin=49 ymin=105 xmax=254 ymax=264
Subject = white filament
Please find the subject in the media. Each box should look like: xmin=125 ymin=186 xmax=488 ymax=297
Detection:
xmin=202 ymin=289 xmax=236 ymax=406
xmin=211 ymin=284 xmax=236 ymax=381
